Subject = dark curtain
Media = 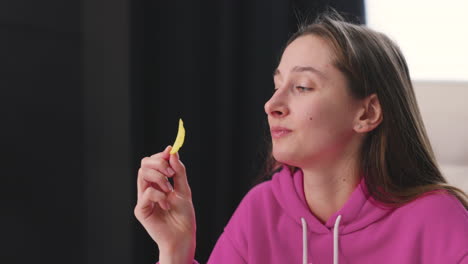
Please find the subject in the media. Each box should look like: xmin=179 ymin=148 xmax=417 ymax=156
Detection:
xmin=0 ymin=0 xmax=363 ymax=263
xmin=131 ymin=1 xmax=364 ymax=263
xmin=0 ymin=0 xmax=84 ymax=263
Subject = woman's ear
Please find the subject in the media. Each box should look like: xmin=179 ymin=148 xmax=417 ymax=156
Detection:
xmin=354 ymin=93 xmax=383 ymax=133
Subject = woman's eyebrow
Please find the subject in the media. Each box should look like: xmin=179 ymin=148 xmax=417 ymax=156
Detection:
xmin=273 ymin=66 xmax=327 ymax=79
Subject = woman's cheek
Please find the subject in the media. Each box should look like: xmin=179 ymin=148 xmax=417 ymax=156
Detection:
xmin=306 ymin=104 xmax=326 ymax=123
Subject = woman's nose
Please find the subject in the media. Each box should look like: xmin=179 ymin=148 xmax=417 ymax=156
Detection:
xmin=264 ymin=91 xmax=289 ymax=118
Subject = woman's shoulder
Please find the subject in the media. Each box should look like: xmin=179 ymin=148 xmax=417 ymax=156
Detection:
xmin=222 ymin=180 xmax=276 ymax=232
xmin=225 ymin=179 xmax=280 ymax=223
xmin=402 ymin=191 xmax=466 ymax=216
xmin=397 ymin=191 xmax=468 ymax=228
xmin=395 ymin=191 xmax=468 ymax=262
xmin=239 ymin=180 xmax=275 ymax=207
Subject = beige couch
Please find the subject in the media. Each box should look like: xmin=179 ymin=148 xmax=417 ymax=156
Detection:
xmin=413 ymin=81 xmax=468 ymax=193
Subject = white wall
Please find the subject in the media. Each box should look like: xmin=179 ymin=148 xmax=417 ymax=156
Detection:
xmin=365 ymin=0 xmax=468 ymax=82
xmin=413 ymin=81 xmax=468 ymax=192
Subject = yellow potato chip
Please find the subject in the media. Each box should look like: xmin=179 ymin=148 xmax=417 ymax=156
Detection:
xmin=170 ymin=118 xmax=185 ymax=154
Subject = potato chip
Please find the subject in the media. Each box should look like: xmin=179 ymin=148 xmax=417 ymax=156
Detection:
xmin=170 ymin=118 xmax=185 ymax=154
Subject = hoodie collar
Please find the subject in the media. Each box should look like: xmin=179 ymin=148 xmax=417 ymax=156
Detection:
xmin=272 ymin=165 xmax=392 ymax=235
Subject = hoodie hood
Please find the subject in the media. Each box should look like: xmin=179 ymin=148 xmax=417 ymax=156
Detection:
xmin=271 ymin=165 xmax=392 ymax=235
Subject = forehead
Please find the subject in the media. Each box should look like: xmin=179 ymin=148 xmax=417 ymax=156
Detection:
xmin=277 ymin=35 xmax=335 ymax=75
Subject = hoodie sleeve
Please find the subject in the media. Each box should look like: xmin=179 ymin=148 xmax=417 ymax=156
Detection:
xmin=154 ymin=233 xmax=245 ymax=264
xmin=206 ymin=232 xmax=247 ymax=263
xmin=154 ymin=232 xmax=244 ymax=264
xmin=206 ymin=182 xmax=269 ymax=263
xmin=155 ymin=261 xmax=199 ymax=264
xmin=458 ymin=253 xmax=468 ymax=264
xmin=206 ymin=195 xmax=251 ymax=264
xmin=413 ymin=192 xmax=468 ymax=263
xmin=156 ymin=182 xmax=265 ymax=264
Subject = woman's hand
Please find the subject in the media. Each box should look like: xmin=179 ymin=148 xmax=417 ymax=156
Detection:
xmin=134 ymin=146 xmax=196 ymax=260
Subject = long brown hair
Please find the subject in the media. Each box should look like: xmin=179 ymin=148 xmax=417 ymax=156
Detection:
xmin=254 ymin=10 xmax=468 ymax=209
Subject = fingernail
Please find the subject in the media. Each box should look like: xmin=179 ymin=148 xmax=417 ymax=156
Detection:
xmin=166 ymin=182 xmax=173 ymax=192
xmin=165 ymin=201 xmax=171 ymax=210
xmin=166 ymin=167 xmax=175 ymax=176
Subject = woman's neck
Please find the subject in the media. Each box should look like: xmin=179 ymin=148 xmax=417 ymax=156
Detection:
xmin=301 ymin=158 xmax=361 ymax=224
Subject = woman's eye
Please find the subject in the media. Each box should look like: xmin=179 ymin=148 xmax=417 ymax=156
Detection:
xmin=296 ymin=86 xmax=312 ymax=92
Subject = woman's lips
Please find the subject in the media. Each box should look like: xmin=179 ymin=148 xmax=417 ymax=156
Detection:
xmin=270 ymin=127 xmax=292 ymax=139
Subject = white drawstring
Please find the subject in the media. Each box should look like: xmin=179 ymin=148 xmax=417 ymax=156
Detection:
xmin=301 ymin=218 xmax=308 ymax=264
xmin=333 ymin=215 xmax=342 ymax=264
xmin=301 ymin=215 xmax=342 ymax=264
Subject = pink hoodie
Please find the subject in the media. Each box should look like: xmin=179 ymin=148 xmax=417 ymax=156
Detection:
xmin=159 ymin=166 xmax=468 ymax=264
xmin=162 ymin=165 xmax=468 ymax=263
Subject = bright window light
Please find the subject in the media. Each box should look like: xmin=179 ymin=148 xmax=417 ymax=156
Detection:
xmin=365 ymin=0 xmax=468 ymax=81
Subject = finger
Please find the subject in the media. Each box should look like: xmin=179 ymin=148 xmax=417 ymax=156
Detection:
xmin=137 ymin=168 xmax=150 ymax=199
xmin=137 ymin=186 xmax=169 ymax=214
xmin=140 ymin=167 xmax=173 ymax=193
xmin=143 ymin=187 xmax=170 ymax=210
xmin=137 ymin=168 xmax=167 ymax=199
xmin=151 ymin=145 xmax=171 ymax=161
xmin=141 ymin=154 xmax=175 ymax=178
xmin=169 ymin=151 xmax=191 ymax=197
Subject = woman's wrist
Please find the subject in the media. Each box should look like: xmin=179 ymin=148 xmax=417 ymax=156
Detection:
xmin=159 ymin=239 xmax=196 ymax=264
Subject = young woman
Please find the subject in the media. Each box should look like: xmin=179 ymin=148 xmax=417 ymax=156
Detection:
xmin=135 ymin=12 xmax=468 ymax=264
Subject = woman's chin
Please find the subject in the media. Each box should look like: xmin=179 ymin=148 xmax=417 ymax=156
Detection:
xmin=272 ymin=151 xmax=300 ymax=167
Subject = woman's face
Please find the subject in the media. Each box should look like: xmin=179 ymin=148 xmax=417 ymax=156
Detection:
xmin=265 ymin=34 xmax=362 ymax=168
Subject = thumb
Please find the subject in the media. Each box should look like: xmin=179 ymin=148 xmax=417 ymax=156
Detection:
xmin=169 ymin=151 xmax=191 ymax=197
xmin=161 ymin=145 xmax=172 ymax=161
